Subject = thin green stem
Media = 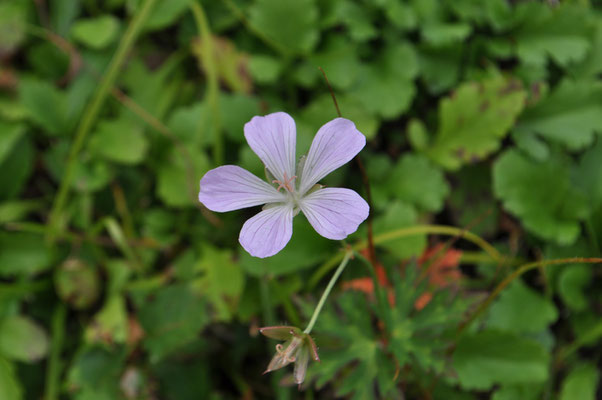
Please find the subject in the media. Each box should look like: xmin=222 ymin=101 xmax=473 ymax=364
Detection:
xmin=190 ymin=1 xmax=223 ymax=165
xmin=458 ymin=257 xmax=602 ymax=335
xmin=308 ymin=224 xmax=503 ymax=290
xmin=47 ymin=0 xmax=158 ymax=241
xmin=304 ymin=250 xmax=353 ymax=334
xmin=44 ymin=304 xmax=66 ymax=400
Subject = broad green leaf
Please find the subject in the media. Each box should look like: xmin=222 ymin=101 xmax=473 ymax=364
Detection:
xmin=249 ymin=0 xmax=319 ymax=55
xmin=417 ymin=44 xmax=462 ymax=94
xmin=85 ymin=295 xmax=128 ymax=344
xmin=89 ymin=118 xmax=148 ymax=164
xmin=156 ymin=147 xmax=209 ymax=207
xmin=349 ymin=42 xmax=418 ymax=119
xmin=0 ymin=316 xmax=48 ymax=362
xmin=330 ymin=0 xmax=378 ymax=42
xmin=144 ymin=0 xmax=192 ymax=31
xmin=138 ymin=285 xmax=208 ymax=362
xmin=515 ymin=80 xmax=602 ymax=151
xmin=493 ymin=150 xmax=589 ymax=245
xmin=308 ymin=35 xmax=361 ymax=90
xmin=513 ymin=3 xmax=592 ymax=68
xmin=67 ymin=346 xmax=125 ymax=396
xmin=71 ymin=15 xmax=120 ymax=49
xmin=0 ymin=232 xmax=52 ymax=277
xmin=558 ymin=265 xmax=591 ymax=312
xmin=453 ymin=330 xmax=549 ymax=390
xmin=421 ymin=23 xmax=471 ymax=46
xmin=379 ymin=0 xmax=416 ymax=30
xmin=0 ymin=121 xmax=25 ymax=165
xmin=193 ymin=245 xmax=244 ymax=321
xmin=570 ymin=21 xmax=602 ymax=79
xmin=487 ymin=280 xmax=557 ymax=333
xmin=19 ymin=78 xmax=69 ymax=136
xmin=385 ymin=154 xmax=450 ymax=212
xmin=373 ymin=201 xmax=426 ymax=259
xmin=492 ymin=384 xmax=542 ymax=400
xmin=248 ymin=55 xmax=282 ymax=84
xmin=55 ymin=259 xmax=100 ymax=310
xmin=0 ymin=356 xmax=22 ymax=400
xmin=0 ymin=200 xmax=43 ymax=223
xmin=423 ymin=75 xmax=526 ymax=170
xmin=574 ymin=132 xmax=602 ymax=209
xmin=560 ymin=363 xmax=599 ymax=400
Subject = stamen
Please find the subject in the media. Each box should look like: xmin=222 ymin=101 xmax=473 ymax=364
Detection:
xmin=272 ymin=172 xmax=297 ymax=192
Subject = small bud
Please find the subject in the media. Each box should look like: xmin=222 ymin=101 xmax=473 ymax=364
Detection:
xmin=259 ymin=325 xmax=320 ymax=386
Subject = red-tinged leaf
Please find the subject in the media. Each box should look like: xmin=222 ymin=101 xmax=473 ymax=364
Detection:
xmin=342 ymin=278 xmax=374 ymax=294
xmin=259 ymin=326 xmax=300 ymax=340
xmin=414 ymin=292 xmax=433 ymax=311
xmin=418 ymin=243 xmax=463 ymax=287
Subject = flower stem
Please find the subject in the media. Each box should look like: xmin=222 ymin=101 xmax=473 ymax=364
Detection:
xmin=304 ymin=249 xmax=353 ymax=334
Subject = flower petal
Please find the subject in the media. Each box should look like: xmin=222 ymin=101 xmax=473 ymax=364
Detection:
xmin=199 ymin=165 xmax=285 ymax=212
xmin=293 ymin=345 xmax=310 ymax=385
xmin=239 ymin=204 xmax=294 ymax=258
xmin=298 ymin=118 xmax=366 ymax=195
xmin=244 ymin=112 xmax=297 ymax=183
xmin=300 ymin=188 xmax=369 ymax=240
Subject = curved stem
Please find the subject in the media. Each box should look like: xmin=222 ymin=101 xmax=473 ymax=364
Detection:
xmin=304 ymin=250 xmax=353 ymax=334
xmin=458 ymin=257 xmax=602 ymax=335
xmin=46 ymin=0 xmax=158 ymax=241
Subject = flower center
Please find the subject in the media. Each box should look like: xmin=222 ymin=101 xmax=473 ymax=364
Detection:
xmin=272 ymin=172 xmax=297 ymax=193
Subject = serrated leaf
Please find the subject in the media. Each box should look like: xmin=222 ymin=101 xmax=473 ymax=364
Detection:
xmin=193 ymin=245 xmax=244 ymax=321
xmin=71 ymin=15 xmax=120 ymax=49
xmin=0 ymin=316 xmax=48 ymax=362
xmin=453 ymin=330 xmax=549 ymax=390
xmin=560 ymin=363 xmax=599 ymax=400
xmin=385 ymin=154 xmax=450 ymax=212
xmin=89 ymin=118 xmax=148 ymax=164
xmin=513 ymin=3 xmax=592 ymax=67
xmin=250 ymin=0 xmax=319 ymax=55
xmin=493 ymin=150 xmax=589 ymax=245
xmin=138 ymin=285 xmax=208 ymax=362
xmin=515 ymin=80 xmax=602 ymax=151
xmin=487 ymin=280 xmax=558 ymax=333
xmin=349 ymin=42 xmax=418 ymax=119
xmin=424 ymin=75 xmax=526 ymax=170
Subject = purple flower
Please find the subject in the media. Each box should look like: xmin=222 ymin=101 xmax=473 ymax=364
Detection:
xmin=198 ymin=112 xmax=369 ymax=258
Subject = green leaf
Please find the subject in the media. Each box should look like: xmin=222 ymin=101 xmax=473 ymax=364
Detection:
xmin=453 ymin=330 xmax=550 ymax=390
xmin=0 ymin=356 xmax=22 ymax=400
xmin=0 ymin=316 xmax=48 ymax=362
xmin=0 ymin=134 xmax=34 ymax=201
xmin=558 ymin=265 xmax=591 ymax=312
xmin=0 ymin=121 xmax=25 ymax=165
xmin=156 ymin=147 xmax=209 ymax=207
xmin=574 ymin=125 xmax=602 ymax=209
xmin=560 ymin=363 xmax=599 ymax=400
xmin=308 ymin=35 xmax=361 ymax=90
xmin=248 ymin=55 xmax=282 ymax=84
xmin=493 ymin=150 xmax=589 ymax=245
xmin=19 ymin=78 xmax=69 ymax=136
xmin=515 ymin=80 xmax=602 ymax=151
xmin=85 ymin=295 xmax=128 ymax=344
xmin=144 ymin=0 xmax=192 ymax=31
xmin=138 ymin=285 xmax=208 ymax=362
xmin=421 ymin=23 xmax=471 ymax=46
xmin=349 ymin=42 xmax=418 ymax=119
xmin=492 ymin=384 xmax=542 ymax=400
xmin=67 ymin=346 xmax=125 ymax=396
xmin=417 ymin=44 xmax=462 ymax=94
xmin=193 ymin=245 xmax=244 ymax=321
xmin=424 ymin=75 xmax=526 ymax=170
xmin=373 ymin=201 xmax=426 ymax=259
xmin=385 ymin=154 xmax=450 ymax=212
xmin=0 ymin=232 xmax=52 ymax=277
xmin=250 ymin=0 xmax=319 ymax=55
xmin=71 ymin=15 xmax=120 ymax=49
xmin=487 ymin=280 xmax=558 ymax=333
xmin=89 ymin=118 xmax=148 ymax=164
xmin=513 ymin=3 xmax=592 ymax=68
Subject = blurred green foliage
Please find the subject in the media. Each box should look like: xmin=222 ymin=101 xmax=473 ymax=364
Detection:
xmin=0 ymin=0 xmax=601 ymax=399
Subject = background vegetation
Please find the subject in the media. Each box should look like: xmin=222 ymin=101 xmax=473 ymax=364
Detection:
xmin=0 ymin=0 xmax=601 ymax=398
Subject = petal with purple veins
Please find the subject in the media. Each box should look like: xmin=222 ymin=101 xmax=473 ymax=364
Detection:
xmin=298 ymin=118 xmax=366 ymax=195
xmin=239 ymin=204 xmax=294 ymax=258
xmin=198 ymin=165 xmax=285 ymax=212
xmin=244 ymin=112 xmax=297 ymax=183
xmin=300 ymin=188 xmax=369 ymax=240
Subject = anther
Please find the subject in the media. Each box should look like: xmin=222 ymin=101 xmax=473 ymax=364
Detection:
xmin=272 ymin=172 xmax=297 ymax=192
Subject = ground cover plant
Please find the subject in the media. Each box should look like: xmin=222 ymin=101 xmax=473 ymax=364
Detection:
xmin=0 ymin=0 xmax=601 ymax=399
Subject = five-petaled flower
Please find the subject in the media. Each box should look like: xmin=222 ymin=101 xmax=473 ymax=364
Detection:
xmin=198 ymin=112 xmax=369 ymax=258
